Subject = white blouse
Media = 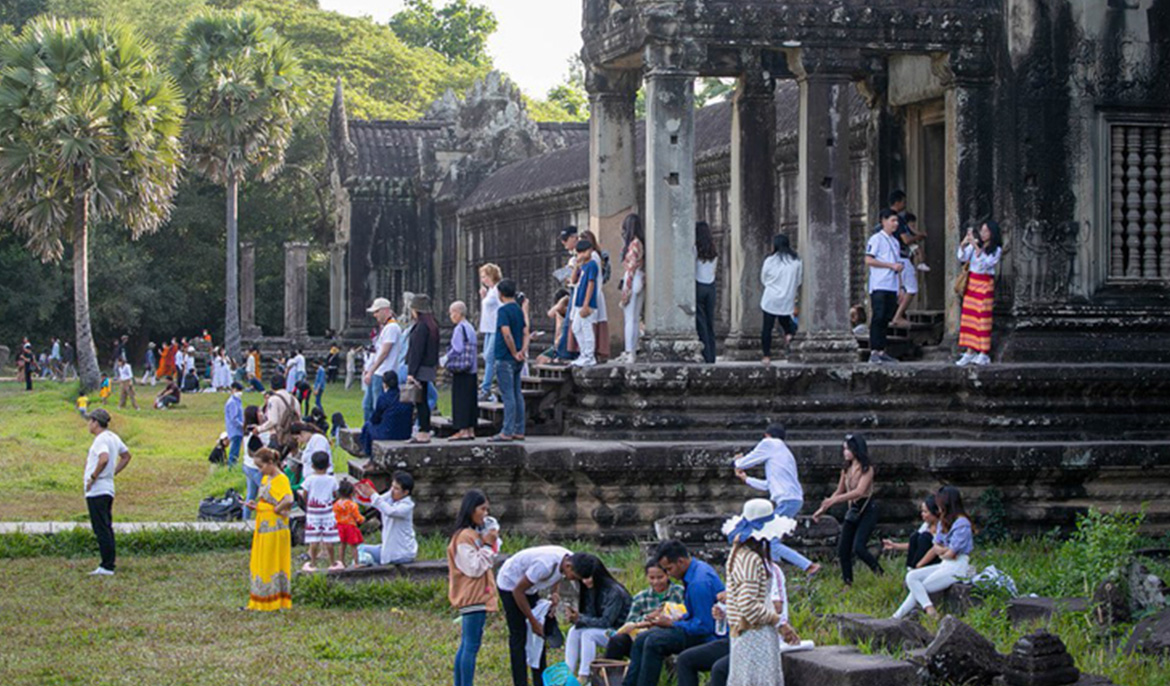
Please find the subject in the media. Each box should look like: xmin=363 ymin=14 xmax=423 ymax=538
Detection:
xmin=957 ymin=244 xmax=1002 ymax=275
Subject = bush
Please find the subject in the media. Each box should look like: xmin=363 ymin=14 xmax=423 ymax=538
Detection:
xmin=0 ymin=527 xmax=250 ymax=559
xmin=1052 ymin=508 xmax=1145 ymax=597
xmin=293 ymin=572 xmax=447 ymax=611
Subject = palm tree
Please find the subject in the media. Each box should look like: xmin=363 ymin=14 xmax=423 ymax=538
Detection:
xmin=175 ymin=11 xmax=303 ymax=361
xmin=0 ymin=19 xmax=184 ymax=392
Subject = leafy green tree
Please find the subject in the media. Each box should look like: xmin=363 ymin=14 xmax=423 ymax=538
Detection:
xmin=0 ymin=18 xmax=185 ymax=391
xmin=389 ymin=0 xmax=497 ymax=67
xmin=0 ymin=0 xmax=46 ymax=32
xmin=175 ymin=10 xmax=304 ymax=360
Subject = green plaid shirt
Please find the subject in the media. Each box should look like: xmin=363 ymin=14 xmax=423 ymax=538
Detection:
xmin=625 ymin=583 xmax=686 ymax=624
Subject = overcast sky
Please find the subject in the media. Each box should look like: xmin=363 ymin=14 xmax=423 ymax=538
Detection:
xmin=319 ymin=0 xmax=582 ymax=98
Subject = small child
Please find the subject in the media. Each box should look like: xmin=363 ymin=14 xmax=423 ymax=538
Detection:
xmin=300 ymin=451 xmax=342 ymax=572
xmin=333 ymin=481 xmax=365 ymax=567
xmin=76 ymin=394 xmax=89 ymax=417
xmin=313 ymin=361 xmax=327 ymax=411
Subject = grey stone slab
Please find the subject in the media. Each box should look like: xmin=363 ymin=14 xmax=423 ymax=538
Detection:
xmin=1007 ymin=597 xmax=1089 ymax=625
xmin=781 ymin=645 xmax=920 ymax=686
xmin=835 ymin=613 xmax=934 ymax=651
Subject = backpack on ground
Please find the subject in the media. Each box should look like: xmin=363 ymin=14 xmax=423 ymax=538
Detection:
xmin=198 ymin=488 xmax=244 ymax=521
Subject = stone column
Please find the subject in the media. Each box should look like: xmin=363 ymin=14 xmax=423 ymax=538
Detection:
xmin=240 ymin=241 xmax=261 ymax=338
xmin=329 ymin=242 xmax=348 ymax=336
xmin=724 ymin=61 xmax=777 ymax=359
xmin=587 ymin=67 xmax=640 ymax=354
xmin=788 ymin=48 xmax=861 ymax=363
xmin=934 ymin=51 xmax=995 ymax=336
xmin=641 ymin=41 xmax=703 ymax=362
xmin=284 ymin=241 xmax=309 ymax=341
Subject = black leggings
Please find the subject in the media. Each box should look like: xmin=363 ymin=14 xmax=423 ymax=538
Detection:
xmin=415 ymin=400 xmax=431 ymax=433
xmin=696 ymin=282 xmax=717 ymax=363
xmin=906 ymin=531 xmax=940 ymax=570
xmin=761 ymin=311 xmax=797 ymax=358
xmin=839 ymin=500 xmax=883 ymax=585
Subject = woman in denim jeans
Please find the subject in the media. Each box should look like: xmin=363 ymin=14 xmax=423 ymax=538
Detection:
xmin=812 ymin=433 xmax=884 ymax=590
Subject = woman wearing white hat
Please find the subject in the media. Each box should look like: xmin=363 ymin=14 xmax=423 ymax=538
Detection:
xmin=721 ymin=499 xmax=797 ymax=686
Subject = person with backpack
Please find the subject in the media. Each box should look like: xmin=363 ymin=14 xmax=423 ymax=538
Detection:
xmin=445 ymin=300 xmax=479 ymax=441
xmin=254 ymin=374 xmax=301 ymax=456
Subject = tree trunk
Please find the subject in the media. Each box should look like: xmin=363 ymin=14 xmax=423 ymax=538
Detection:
xmin=72 ymin=193 xmax=101 ymax=393
xmin=224 ymin=177 xmax=242 ymax=360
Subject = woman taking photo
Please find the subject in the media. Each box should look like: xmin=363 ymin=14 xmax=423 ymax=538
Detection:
xmin=759 ymin=234 xmax=801 ymax=365
xmin=446 ymin=301 xmax=479 ymax=441
xmin=695 ymin=221 xmax=719 ymax=364
xmin=812 ymin=433 xmax=883 ymax=589
xmin=448 ymin=489 xmax=499 ymax=686
xmin=563 ymin=552 xmax=632 ymax=683
xmin=245 ymin=447 xmax=293 ymax=611
xmin=892 ymin=486 xmax=974 ymax=619
xmin=617 ymin=214 xmax=645 ymax=363
xmin=882 ymin=494 xmax=942 ymax=571
xmin=955 ymin=220 xmax=1003 ymax=367
xmin=406 ymin=294 xmax=441 ymax=444
xmin=721 ymin=498 xmax=796 ymax=686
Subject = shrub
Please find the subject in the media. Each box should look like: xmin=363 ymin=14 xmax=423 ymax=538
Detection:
xmin=1052 ymin=508 xmax=1144 ymax=597
xmin=0 ymin=527 xmax=250 ymax=559
xmin=293 ymin=573 xmax=446 ymax=611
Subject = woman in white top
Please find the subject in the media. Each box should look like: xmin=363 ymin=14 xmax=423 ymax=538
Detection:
xmin=955 ymin=220 xmax=1004 ymax=367
xmin=478 ymin=263 xmax=502 ymax=401
xmin=695 ymin=221 xmax=719 ymax=363
xmin=759 ymin=235 xmax=802 ymax=365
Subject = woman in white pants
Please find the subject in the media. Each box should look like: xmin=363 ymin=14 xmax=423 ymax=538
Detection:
xmin=564 ymin=552 xmax=631 ymax=682
xmin=618 ymin=214 xmax=645 ymax=363
xmin=892 ymin=486 xmax=975 ymax=619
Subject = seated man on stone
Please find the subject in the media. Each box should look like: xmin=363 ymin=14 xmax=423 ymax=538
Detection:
xmin=354 ymin=470 xmax=417 ymax=566
xmin=622 ymin=540 xmax=724 ymax=686
xmin=359 ymin=372 xmax=413 ymax=455
xmin=604 ymin=559 xmax=685 ymax=661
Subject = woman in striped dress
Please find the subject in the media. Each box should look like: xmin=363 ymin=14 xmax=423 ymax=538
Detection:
xmin=956 ymin=221 xmax=1003 ymax=367
xmin=722 ymin=499 xmax=797 ymax=686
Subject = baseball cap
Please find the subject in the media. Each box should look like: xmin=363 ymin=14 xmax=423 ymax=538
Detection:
xmin=559 ymin=226 xmax=578 ymax=242
xmin=366 ymin=297 xmax=392 ymax=313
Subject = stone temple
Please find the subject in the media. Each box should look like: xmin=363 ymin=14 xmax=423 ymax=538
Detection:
xmin=325 ymin=1 xmax=1170 ymax=542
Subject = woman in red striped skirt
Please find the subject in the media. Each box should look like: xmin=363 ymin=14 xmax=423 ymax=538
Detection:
xmin=956 ymin=220 xmax=1003 ymax=367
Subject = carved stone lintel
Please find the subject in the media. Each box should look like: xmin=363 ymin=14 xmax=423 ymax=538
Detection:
xmin=644 ymin=39 xmax=704 ymax=76
xmin=787 ymin=47 xmax=864 ymax=82
xmin=932 ymin=48 xmax=995 ymax=88
xmin=585 ymin=66 xmax=641 ymax=98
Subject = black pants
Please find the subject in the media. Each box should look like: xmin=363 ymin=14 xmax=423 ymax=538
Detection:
xmin=676 ymin=638 xmax=730 ymax=686
xmin=87 ymin=495 xmax=116 ymax=571
xmin=761 ymin=311 xmax=797 ymax=358
xmin=499 ymin=588 xmax=544 ymax=686
xmin=906 ymin=531 xmax=940 ymax=570
xmin=696 ymin=282 xmax=717 ymax=363
xmin=839 ymin=500 xmax=883 ymax=585
xmin=604 ymin=632 xmax=633 ymax=660
xmin=869 ymin=290 xmax=898 ymax=353
xmin=23 ymin=366 xmax=33 ymax=391
xmin=415 ymin=400 xmax=431 ymax=433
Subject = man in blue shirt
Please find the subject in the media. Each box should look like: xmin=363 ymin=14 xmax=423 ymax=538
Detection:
xmin=224 ymin=383 xmax=244 ymax=469
xmin=490 ymin=278 xmax=528 ymax=441
xmin=570 ymin=239 xmax=600 ymax=367
xmin=623 ymin=540 xmax=724 ymax=686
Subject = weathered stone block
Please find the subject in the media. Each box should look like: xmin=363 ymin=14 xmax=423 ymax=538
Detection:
xmin=928 ymin=583 xmax=980 ymax=616
xmin=1007 ymin=597 xmax=1089 ymax=626
xmin=781 ymin=646 xmax=920 ymax=686
xmin=1124 ymin=607 xmax=1170 ymax=655
xmin=1002 ymin=630 xmax=1079 ymax=686
xmin=922 ymin=616 xmax=1006 ymax=685
xmin=835 ymin=613 xmax=934 ymax=652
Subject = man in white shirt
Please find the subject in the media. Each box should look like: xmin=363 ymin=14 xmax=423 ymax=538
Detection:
xmin=355 ymin=471 xmax=418 ymax=565
xmin=116 ymin=359 xmax=138 ymax=411
xmin=734 ymin=423 xmax=820 ymax=576
xmin=865 ymin=209 xmax=905 ymax=364
xmin=497 ymin=545 xmax=579 ymax=685
xmin=82 ymin=409 xmax=132 ymax=576
xmin=362 ymin=297 xmax=403 ymax=423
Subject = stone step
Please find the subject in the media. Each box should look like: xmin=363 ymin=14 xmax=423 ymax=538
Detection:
xmin=430 ymin=415 xmax=496 ymax=437
xmin=781 ymin=646 xmax=919 ymax=686
xmin=347 ymin=457 xmax=372 ymax=479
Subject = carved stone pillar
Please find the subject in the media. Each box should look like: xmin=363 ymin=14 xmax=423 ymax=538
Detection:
xmin=724 ymin=59 xmax=778 ymax=360
xmin=240 ymin=241 xmax=261 ymax=339
xmin=587 ymin=67 xmax=640 ymax=354
xmin=935 ymin=50 xmax=995 ymax=336
xmin=329 ymin=242 xmax=348 ymax=335
xmin=283 ymin=241 xmax=309 ymax=341
xmin=641 ymin=41 xmax=703 ymax=361
xmin=788 ymin=48 xmax=861 ymax=363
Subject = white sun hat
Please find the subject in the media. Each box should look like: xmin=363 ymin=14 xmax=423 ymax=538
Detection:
xmin=722 ymin=498 xmax=797 ymax=544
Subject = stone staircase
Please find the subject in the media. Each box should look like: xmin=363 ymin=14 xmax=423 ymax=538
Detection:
xmin=855 ymin=309 xmax=946 ymax=361
xmin=429 ymin=364 xmax=572 ymax=438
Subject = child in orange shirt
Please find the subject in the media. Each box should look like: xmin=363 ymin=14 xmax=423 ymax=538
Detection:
xmin=333 ymin=480 xmax=365 ymax=567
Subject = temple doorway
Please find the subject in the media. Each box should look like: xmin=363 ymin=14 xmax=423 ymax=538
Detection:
xmin=906 ymin=101 xmax=948 ymax=310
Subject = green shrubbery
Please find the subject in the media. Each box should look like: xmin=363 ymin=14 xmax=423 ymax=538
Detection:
xmin=0 ymin=526 xmax=250 ymax=559
xmin=1050 ymin=508 xmax=1145 ymax=597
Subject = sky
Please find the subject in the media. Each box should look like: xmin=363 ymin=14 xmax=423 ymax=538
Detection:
xmin=319 ymin=0 xmax=582 ymax=98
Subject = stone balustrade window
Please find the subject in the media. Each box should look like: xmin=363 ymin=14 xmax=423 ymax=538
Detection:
xmin=1109 ymin=122 xmax=1170 ymax=282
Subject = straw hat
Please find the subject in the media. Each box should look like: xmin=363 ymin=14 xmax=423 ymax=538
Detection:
xmin=721 ymin=498 xmax=797 ymax=544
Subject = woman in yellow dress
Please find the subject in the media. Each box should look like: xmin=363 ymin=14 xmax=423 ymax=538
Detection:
xmin=246 ymin=447 xmax=293 ymax=611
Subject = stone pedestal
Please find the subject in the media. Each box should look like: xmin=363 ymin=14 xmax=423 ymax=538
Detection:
xmin=642 ymin=42 xmax=703 ymax=362
xmin=725 ymin=65 xmax=778 ymax=360
xmin=283 ymin=241 xmax=309 ymax=341
xmin=788 ymin=49 xmax=860 ymax=363
xmin=240 ymin=242 xmax=261 ymax=339
xmin=587 ymin=67 xmax=640 ymax=354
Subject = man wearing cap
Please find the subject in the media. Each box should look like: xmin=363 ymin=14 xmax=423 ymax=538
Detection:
xmin=83 ymin=409 xmax=132 ymax=576
xmin=362 ymin=297 xmax=403 ymax=423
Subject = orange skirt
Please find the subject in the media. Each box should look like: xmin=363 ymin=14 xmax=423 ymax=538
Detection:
xmin=958 ymin=272 xmax=994 ymax=353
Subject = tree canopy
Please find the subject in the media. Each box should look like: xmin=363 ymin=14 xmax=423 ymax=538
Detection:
xmin=389 ymin=0 xmax=497 ymax=67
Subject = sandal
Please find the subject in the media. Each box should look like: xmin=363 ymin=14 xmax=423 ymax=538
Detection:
xmin=447 ymin=435 xmax=474 ymax=442
xmin=487 ymin=435 xmax=513 ymax=443
xmin=406 ymin=436 xmax=431 ymax=444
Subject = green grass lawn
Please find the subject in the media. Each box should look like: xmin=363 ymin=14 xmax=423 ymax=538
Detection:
xmin=0 ymin=377 xmax=390 ymax=522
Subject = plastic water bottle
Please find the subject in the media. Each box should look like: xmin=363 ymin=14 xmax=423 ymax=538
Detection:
xmin=714 ymin=602 xmax=728 ymax=637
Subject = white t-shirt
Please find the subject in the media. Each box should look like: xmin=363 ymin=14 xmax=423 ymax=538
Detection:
xmin=302 ymin=433 xmax=333 ymax=474
xmin=292 ymin=354 xmax=306 ymax=376
xmin=696 ymin=257 xmax=718 ymax=285
xmin=301 ymin=473 xmax=337 ymax=513
xmin=243 ymin=431 xmax=271 ymax=470
xmin=760 ymin=255 xmax=803 ymax=316
xmin=866 ymin=229 xmax=902 ymax=293
xmin=479 ymin=286 xmax=501 ymax=334
xmin=85 ymin=430 xmax=129 ymax=498
xmin=116 ymin=362 xmax=134 ymax=382
xmin=373 ymin=322 xmax=403 ymax=375
xmin=496 ymin=545 xmax=572 ymax=593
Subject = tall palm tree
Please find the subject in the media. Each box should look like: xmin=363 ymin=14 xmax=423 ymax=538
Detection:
xmin=0 ymin=19 xmax=184 ymax=392
xmin=175 ymin=11 xmax=303 ymax=360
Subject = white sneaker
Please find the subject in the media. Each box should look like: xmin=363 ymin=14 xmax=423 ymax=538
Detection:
xmin=868 ymin=351 xmax=883 ymax=364
xmin=955 ymin=351 xmax=976 ymax=367
xmin=570 ymin=357 xmax=597 ymax=368
xmin=973 ymin=353 xmax=991 ymax=366
xmin=88 ymin=566 xmax=115 ymax=576
xmin=916 ymin=263 xmax=931 ymax=272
